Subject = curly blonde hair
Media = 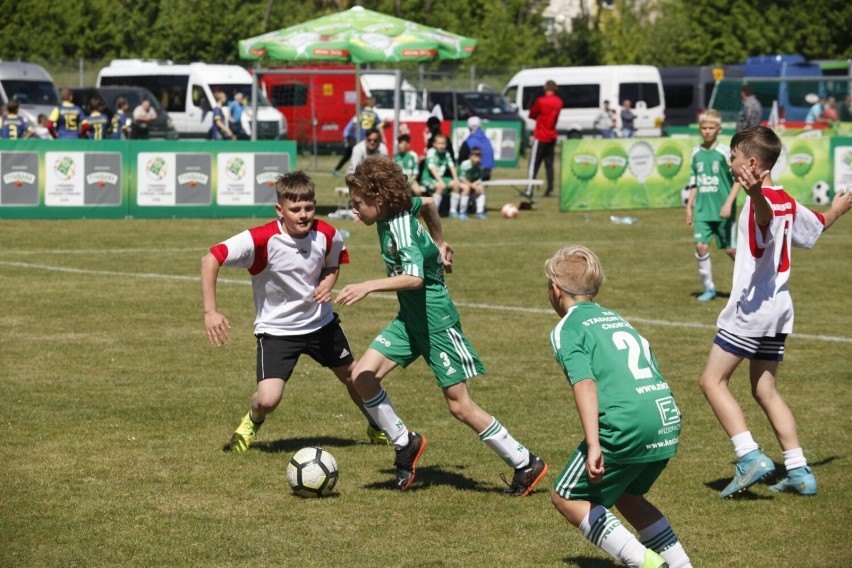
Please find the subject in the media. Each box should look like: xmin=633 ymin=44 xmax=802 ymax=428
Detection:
xmin=345 ymin=156 xmax=411 ymax=215
xmin=544 ymin=245 xmax=604 ymax=297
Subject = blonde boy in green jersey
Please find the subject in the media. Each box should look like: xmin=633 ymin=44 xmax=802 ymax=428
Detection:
xmin=336 ymin=156 xmax=547 ymax=494
xmin=546 ymin=245 xmax=692 ymax=568
xmin=685 ymin=109 xmax=740 ymax=302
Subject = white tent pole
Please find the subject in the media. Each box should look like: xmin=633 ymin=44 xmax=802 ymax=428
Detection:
xmin=393 ymin=69 xmax=401 ymax=156
xmin=251 ymin=67 xmax=259 ymax=141
xmin=355 ymin=65 xmax=361 ymax=142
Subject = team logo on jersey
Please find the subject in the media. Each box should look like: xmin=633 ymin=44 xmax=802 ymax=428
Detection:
xmin=387 ymin=240 xmax=398 ymax=259
xmin=711 ymin=161 xmax=720 ymax=174
xmin=656 ymin=396 xmax=681 ymax=427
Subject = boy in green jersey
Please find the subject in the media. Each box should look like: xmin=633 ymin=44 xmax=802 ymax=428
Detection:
xmin=685 ymin=109 xmax=740 ymax=302
xmin=546 ymin=245 xmax=692 ymax=568
xmin=392 ymin=133 xmax=422 ymax=195
xmin=336 ymin=156 xmax=548 ymax=495
xmin=458 ymin=147 xmax=486 ymax=219
xmin=420 ymin=133 xmax=460 ymax=215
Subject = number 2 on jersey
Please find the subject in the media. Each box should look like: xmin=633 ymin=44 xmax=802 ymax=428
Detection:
xmin=612 ymin=331 xmax=657 ymax=380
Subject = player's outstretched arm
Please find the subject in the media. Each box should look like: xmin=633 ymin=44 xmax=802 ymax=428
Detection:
xmin=335 ymin=275 xmax=423 ymax=306
xmin=822 ymin=189 xmax=852 ymax=230
xmin=201 ymin=253 xmax=231 ymax=346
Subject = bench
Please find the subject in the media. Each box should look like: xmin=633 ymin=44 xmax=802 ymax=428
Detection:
xmin=328 ymin=186 xmax=356 ymax=220
xmin=480 ymin=179 xmax=544 ymax=207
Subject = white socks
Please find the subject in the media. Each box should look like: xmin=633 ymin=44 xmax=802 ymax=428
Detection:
xmin=459 ymin=193 xmax=470 ymax=214
xmin=450 ymin=191 xmax=460 ymax=214
xmin=731 ymin=431 xmax=760 ymax=459
xmin=696 ymin=252 xmax=713 ymax=291
xmin=476 ymin=193 xmax=486 ymax=214
xmin=782 ymin=447 xmax=808 ymax=471
xmin=638 ymin=517 xmax=692 ymax=568
xmin=363 ymin=389 xmax=409 ymax=449
xmin=581 ymin=505 xmax=646 ymax=567
xmin=478 ymin=418 xmax=529 ymax=468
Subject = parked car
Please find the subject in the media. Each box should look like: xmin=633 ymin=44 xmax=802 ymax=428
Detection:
xmin=426 ymin=90 xmax=522 ymax=123
xmin=72 ymin=86 xmax=179 ymax=139
xmin=0 ymin=61 xmax=59 ymax=127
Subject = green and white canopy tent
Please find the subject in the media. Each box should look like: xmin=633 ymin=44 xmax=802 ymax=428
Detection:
xmin=238 ymin=6 xmax=476 ymax=144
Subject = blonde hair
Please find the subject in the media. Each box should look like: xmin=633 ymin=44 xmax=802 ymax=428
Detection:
xmin=544 ymin=245 xmax=604 ymax=297
xmin=698 ymin=108 xmax=722 ymax=126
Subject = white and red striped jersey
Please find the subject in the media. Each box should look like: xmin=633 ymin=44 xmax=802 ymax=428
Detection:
xmin=210 ymin=219 xmax=349 ymax=336
xmin=717 ymin=187 xmax=825 ymax=337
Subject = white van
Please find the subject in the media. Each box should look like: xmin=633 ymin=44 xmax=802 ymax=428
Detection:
xmin=0 ymin=61 xmax=59 ymax=126
xmin=97 ymin=60 xmax=286 ymax=139
xmin=503 ymin=66 xmax=665 ymax=138
xmin=360 ymin=73 xmax=432 ymax=123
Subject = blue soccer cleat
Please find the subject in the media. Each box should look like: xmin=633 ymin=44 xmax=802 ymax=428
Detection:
xmin=720 ymin=449 xmax=775 ymax=498
xmin=697 ymin=288 xmax=716 ymax=302
xmin=769 ymin=465 xmax=817 ymax=496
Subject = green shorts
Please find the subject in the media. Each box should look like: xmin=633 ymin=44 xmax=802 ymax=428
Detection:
xmin=422 ymin=176 xmax=453 ymax=192
xmin=369 ymin=318 xmax=485 ymax=388
xmin=693 ymin=219 xmax=736 ymax=249
xmin=552 ymin=443 xmax=669 ymax=508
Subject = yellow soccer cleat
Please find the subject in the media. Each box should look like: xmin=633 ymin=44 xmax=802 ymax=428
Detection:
xmin=640 ymin=549 xmax=668 ymax=568
xmin=229 ymin=412 xmax=261 ymax=452
xmin=367 ymin=424 xmax=391 ymax=445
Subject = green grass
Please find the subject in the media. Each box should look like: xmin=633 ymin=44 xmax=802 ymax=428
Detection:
xmin=1 ymin=156 xmax=851 ymax=567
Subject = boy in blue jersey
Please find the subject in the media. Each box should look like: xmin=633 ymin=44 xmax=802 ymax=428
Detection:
xmin=49 ymin=87 xmax=83 ymax=139
xmin=111 ymin=97 xmax=131 ymax=139
xmin=546 ymin=245 xmax=691 ymax=568
xmin=336 ymin=156 xmax=547 ymax=495
xmin=0 ymin=100 xmax=33 ymax=139
xmin=81 ymin=96 xmax=110 ymax=140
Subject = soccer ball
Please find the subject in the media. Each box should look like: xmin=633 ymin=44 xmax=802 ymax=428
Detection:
xmin=680 ymin=184 xmax=692 ymax=207
xmin=286 ymin=447 xmax=339 ymax=497
xmin=501 ymin=203 xmax=519 ymax=218
xmin=811 ymin=180 xmax=831 ymax=205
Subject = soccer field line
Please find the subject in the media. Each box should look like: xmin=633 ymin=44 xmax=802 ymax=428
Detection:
xmin=3 ymin=259 xmax=851 ymax=345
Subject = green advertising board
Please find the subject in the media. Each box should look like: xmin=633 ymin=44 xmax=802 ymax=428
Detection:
xmin=450 ymin=120 xmax=523 ymax=168
xmin=560 ymin=136 xmax=834 ymax=211
xmin=0 ymin=140 xmax=296 ymax=219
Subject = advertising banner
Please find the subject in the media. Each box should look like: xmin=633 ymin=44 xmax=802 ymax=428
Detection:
xmin=560 ymin=136 xmax=834 ymax=212
xmin=0 ymin=140 xmax=296 ymax=219
xmin=451 ymin=120 xmax=522 ymax=168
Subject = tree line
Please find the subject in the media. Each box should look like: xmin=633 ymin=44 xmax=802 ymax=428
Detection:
xmin=1 ymin=0 xmax=849 ymax=71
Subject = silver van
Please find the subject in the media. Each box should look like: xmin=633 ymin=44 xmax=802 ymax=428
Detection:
xmin=0 ymin=61 xmax=60 ymax=126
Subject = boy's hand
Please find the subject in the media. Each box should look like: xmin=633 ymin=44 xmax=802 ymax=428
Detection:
xmin=204 ymin=311 xmax=231 ymax=346
xmin=439 ymin=242 xmax=454 ymax=274
xmin=585 ymin=445 xmax=605 ymax=483
xmin=685 ymin=208 xmax=693 ymax=227
xmin=313 ymin=282 xmax=333 ymax=304
xmin=832 ymin=189 xmax=852 ymax=216
xmin=735 ymin=164 xmax=769 ymax=195
xmin=335 ymin=282 xmax=372 ymax=306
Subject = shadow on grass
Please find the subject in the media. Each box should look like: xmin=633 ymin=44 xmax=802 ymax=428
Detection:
xmin=704 ymin=456 xmax=836 ymax=499
xmin=689 ymin=290 xmax=731 ymax=300
xmin=562 ymin=555 xmax=618 ymax=567
xmin=362 ymin=464 xmax=503 ymax=494
xmin=222 ymin=436 xmax=358 ymax=454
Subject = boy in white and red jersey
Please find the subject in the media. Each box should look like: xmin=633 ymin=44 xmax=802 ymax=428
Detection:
xmin=201 ymin=171 xmax=388 ymax=452
xmin=699 ymin=126 xmax=852 ymax=498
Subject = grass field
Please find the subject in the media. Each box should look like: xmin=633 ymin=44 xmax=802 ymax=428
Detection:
xmin=1 ymin=157 xmax=851 ymax=567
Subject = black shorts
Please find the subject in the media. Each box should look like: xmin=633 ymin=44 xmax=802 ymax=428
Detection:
xmin=255 ymin=315 xmax=354 ymax=382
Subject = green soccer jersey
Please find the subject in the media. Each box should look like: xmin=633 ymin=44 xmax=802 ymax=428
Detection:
xmin=376 ymin=197 xmax=459 ymax=333
xmin=550 ymin=302 xmax=680 ymax=464
xmin=689 ymin=143 xmax=735 ymax=222
xmin=459 ymin=159 xmax=481 ymax=182
xmin=393 ymin=150 xmax=419 ymax=182
xmin=421 ymin=147 xmax=454 ymax=186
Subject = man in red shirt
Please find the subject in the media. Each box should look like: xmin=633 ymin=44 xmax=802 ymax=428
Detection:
xmin=527 ymin=80 xmax=563 ymax=198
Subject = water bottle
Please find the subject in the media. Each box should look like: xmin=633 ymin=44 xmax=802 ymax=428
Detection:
xmin=609 ymin=215 xmax=638 ymax=225
xmin=338 ymin=229 xmax=351 ymax=239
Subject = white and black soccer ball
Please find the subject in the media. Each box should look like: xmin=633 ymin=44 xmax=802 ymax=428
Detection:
xmin=287 ymin=447 xmax=339 ymax=497
xmin=680 ymin=184 xmax=692 ymax=207
xmin=811 ymin=180 xmax=831 ymax=205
